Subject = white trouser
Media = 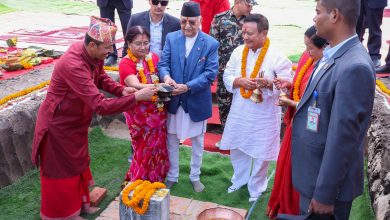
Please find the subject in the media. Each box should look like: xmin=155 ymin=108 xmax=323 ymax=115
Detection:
xmin=166 ymin=133 xmax=204 ymax=182
xmin=230 ymin=149 xmax=270 ymax=198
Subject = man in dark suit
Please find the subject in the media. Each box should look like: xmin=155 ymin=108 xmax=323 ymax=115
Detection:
xmin=291 ymin=0 xmax=376 ymax=219
xmin=125 ymin=0 xmax=180 ymax=58
xmin=356 ymin=0 xmax=388 ymax=67
xmin=97 ymin=0 xmax=132 ymax=66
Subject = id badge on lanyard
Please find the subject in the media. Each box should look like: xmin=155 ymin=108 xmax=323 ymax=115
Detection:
xmin=306 ymin=90 xmax=321 ymax=132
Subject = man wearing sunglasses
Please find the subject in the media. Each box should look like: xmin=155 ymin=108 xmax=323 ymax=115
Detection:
xmin=97 ymin=0 xmax=132 ymax=66
xmin=125 ymin=0 xmax=180 ymax=58
xmin=158 ymin=1 xmax=219 ymax=193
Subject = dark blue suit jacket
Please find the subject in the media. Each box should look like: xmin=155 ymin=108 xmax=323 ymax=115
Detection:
xmin=126 ymin=11 xmax=181 ymax=49
xmin=97 ymin=0 xmax=132 ymax=9
xmin=291 ymin=36 xmax=375 ymax=204
xmin=158 ymin=31 xmax=219 ymax=122
xmin=367 ymin=0 xmax=387 ymax=8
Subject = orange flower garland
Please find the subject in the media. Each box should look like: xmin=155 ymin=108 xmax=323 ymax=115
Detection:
xmin=103 ymin=66 xmax=119 ymax=71
xmin=127 ymin=49 xmax=158 ymax=84
xmin=376 ymin=79 xmax=390 ymax=96
xmin=0 ymin=80 xmax=50 ymax=106
xmin=240 ymin=38 xmax=270 ymax=99
xmin=122 ymin=180 xmax=166 ymax=215
xmin=127 ymin=49 xmax=163 ymax=111
xmin=292 ymin=58 xmax=313 ymax=102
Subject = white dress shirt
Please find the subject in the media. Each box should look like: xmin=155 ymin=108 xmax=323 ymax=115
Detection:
xmin=310 ymin=34 xmax=357 ymax=82
xmin=185 ymin=32 xmax=198 ymax=58
xmin=149 ymin=15 xmax=164 ymax=57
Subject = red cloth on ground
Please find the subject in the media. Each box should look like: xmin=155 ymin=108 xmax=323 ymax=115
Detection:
xmin=267 ymin=51 xmax=314 ymax=218
xmin=40 ymin=134 xmax=94 ymax=219
xmin=192 ymin=0 xmax=230 ymax=34
xmin=119 ymin=54 xmax=170 ymax=182
xmin=31 ymin=41 xmax=137 ymax=179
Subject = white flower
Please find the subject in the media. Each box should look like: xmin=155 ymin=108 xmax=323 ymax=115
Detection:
xmin=136 ymin=62 xmax=143 ymax=71
xmin=145 ymin=53 xmax=152 ymax=61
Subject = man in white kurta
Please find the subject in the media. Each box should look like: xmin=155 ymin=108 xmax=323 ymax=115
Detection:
xmin=220 ymin=13 xmax=292 ymax=202
xmin=158 ymin=2 xmax=219 ymax=192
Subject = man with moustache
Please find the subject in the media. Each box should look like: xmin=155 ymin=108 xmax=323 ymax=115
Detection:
xmin=291 ymin=0 xmax=375 ymax=219
xmin=210 ymin=0 xmax=257 ymax=143
xmin=158 ymin=1 xmax=219 ymax=192
xmin=31 ymin=17 xmax=156 ymax=220
xmin=125 ymin=0 xmax=181 ymax=58
xmin=220 ymin=13 xmax=292 ymax=202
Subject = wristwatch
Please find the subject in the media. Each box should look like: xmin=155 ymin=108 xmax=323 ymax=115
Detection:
xmin=186 ymin=84 xmax=191 ymax=91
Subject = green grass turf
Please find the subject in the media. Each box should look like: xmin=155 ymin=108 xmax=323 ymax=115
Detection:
xmin=0 ymin=127 xmax=131 ymax=220
xmin=288 ymin=53 xmax=302 ymax=64
xmin=0 ymin=3 xmax=15 ymax=14
xmin=0 ymin=0 xmax=97 ymax=15
xmin=0 ymin=127 xmax=376 ymax=219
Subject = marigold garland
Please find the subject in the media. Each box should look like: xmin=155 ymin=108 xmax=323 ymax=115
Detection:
xmin=103 ymin=66 xmax=119 ymax=71
xmin=240 ymin=38 xmax=270 ymax=99
xmin=127 ymin=49 xmax=164 ymax=111
xmin=376 ymin=79 xmax=390 ymax=96
xmin=122 ymin=180 xmax=166 ymax=215
xmin=292 ymin=58 xmax=313 ymax=102
xmin=127 ymin=49 xmax=158 ymax=84
xmin=0 ymin=80 xmax=50 ymax=106
xmin=292 ymin=65 xmax=297 ymax=71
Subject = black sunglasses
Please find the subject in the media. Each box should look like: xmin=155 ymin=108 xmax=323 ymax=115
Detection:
xmin=151 ymin=0 xmax=169 ymax=6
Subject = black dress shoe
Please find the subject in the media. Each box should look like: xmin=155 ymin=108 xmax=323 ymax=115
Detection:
xmin=372 ymin=59 xmax=381 ymax=68
xmin=375 ymin=65 xmax=390 ymax=73
xmin=104 ymin=56 xmax=117 ymax=66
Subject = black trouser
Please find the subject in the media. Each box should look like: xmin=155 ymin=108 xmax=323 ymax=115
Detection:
xmin=356 ymin=0 xmax=384 ymax=61
xmin=99 ymin=0 xmax=131 ymax=59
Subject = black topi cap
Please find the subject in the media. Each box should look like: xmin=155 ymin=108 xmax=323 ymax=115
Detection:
xmin=181 ymin=1 xmax=201 ymax=17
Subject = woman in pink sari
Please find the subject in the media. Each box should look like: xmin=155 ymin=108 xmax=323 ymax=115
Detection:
xmin=119 ymin=26 xmax=169 ymax=183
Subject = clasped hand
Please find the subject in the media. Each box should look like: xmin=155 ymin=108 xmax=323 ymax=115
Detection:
xmin=238 ymin=78 xmax=257 ymax=90
xmin=122 ymin=87 xmax=138 ymax=96
xmin=273 ymin=78 xmax=291 ymax=90
xmin=172 ymin=84 xmax=189 ymax=95
xmin=164 ymin=76 xmax=188 ymax=95
xmin=276 ymin=95 xmax=291 ymax=106
xmin=256 ymin=78 xmax=270 ymax=89
xmin=133 ymin=86 xmax=158 ymax=101
xmin=309 ymin=199 xmax=335 ymax=215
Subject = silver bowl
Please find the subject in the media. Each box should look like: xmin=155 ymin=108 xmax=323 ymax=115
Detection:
xmin=156 ymin=84 xmax=173 ymax=102
xmin=197 ymin=207 xmax=244 ymax=220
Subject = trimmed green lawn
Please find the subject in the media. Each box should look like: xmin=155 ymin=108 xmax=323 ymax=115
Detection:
xmin=0 ymin=128 xmax=131 ymax=220
xmin=0 ymin=3 xmax=15 ymax=14
xmin=0 ymin=128 xmax=375 ymax=219
xmin=288 ymin=53 xmax=302 ymax=63
xmin=0 ymin=0 xmax=97 ymax=15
